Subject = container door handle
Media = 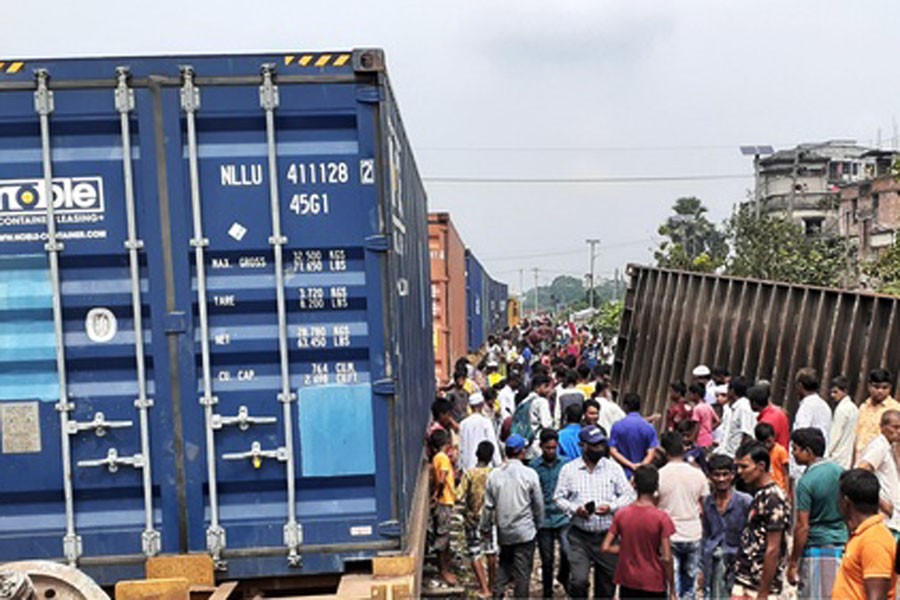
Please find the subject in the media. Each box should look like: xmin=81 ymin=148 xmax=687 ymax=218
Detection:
xmin=66 ymin=412 xmax=133 ymax=437
xmin=77 ymin=448 xmax=144 ymax=473
xmin=221 ymin=441 xmax=287 ymax=468
xmin=211 ymin=406 xmax=278 ymax=431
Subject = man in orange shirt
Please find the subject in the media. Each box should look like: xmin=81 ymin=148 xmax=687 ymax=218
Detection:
xmin=756 ymin=422 xmax=790 ymax=497
xmin=832 ymin=468 xmax=897 ymax=600
xmin=855 ymin=368 xmax=900 ymax=463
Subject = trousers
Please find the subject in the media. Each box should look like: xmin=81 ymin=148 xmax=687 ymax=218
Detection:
xmin=493 ymin=539 xmax=535 ymax=599
xmin=567 ymin=526 xmax=618 ymax=599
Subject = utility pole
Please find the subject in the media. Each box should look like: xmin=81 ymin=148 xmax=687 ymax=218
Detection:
xmin=532 ymin=268 xmax=539 ymax=315
xmin=613 ymin=267 xmax=620 ymax=302
xmin=586 ymin=239 xmax=600 ymax=309
xmin=789 ymin=148 xmax=800 ymax=222
xmin=519 ymin=268 xmax=524 ymax=298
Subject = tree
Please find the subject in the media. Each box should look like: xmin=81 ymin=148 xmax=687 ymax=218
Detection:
xmin=726 ymin=204 xmax=851 ymax=287
xmin=864 ymin=240 xmax=900 ymax=296
xmin=654 ymin=197 xmax=727 ymax=272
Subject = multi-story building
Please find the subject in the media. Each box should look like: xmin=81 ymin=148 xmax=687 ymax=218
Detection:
xmin=753 ymin=141 xmax=890 ymax=235
xmin=839 ymin=174 xmax=900 ymax=263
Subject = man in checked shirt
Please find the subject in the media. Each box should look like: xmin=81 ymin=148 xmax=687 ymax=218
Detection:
xmin=554 ymin=425 xmax=635 ymax=599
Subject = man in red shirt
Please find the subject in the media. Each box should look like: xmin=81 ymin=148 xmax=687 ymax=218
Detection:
xmin=602 ymin=465 xmax=676 ymax=600
xmin=749 ymin=384 xmax=789 ymax=450
xmin=665 ymin=381 xmax=691 ymax=432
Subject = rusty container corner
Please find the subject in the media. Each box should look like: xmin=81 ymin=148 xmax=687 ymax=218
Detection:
xmin=428 ymin=213 xmax=468 ymax=385
xmin=613 ymin=264 xmax=900 ymax=419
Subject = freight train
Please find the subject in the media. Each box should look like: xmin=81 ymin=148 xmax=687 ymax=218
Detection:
xmin=0 ymin=48 xmax=434 ymax=588
xmin=428 ymin=213 xmax=509 ymax=383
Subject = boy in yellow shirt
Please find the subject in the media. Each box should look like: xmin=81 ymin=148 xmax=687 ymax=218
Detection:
xmin=431 ymin=429 xmax=457 ymax=586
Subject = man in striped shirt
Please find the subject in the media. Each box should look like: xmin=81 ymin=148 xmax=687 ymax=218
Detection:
xmin=554 ymin=425 xmax=635 ymax=599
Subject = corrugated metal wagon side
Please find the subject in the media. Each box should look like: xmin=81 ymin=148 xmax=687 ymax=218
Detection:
xmin=614 ymin=264 xmax=900 ymax=418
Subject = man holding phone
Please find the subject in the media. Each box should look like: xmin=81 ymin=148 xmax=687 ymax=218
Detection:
xmin=554 ymin=425 xmax=636 ymax=598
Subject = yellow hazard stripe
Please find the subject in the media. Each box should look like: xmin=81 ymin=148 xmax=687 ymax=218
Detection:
xmin=290 ymin=53 xmax=352 ymax=68
xmin=0 ymin=61 xmax=25 ymax=74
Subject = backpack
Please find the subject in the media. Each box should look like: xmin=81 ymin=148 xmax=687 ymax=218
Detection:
xmin=510 ymin=395 xmax=536 ymax=445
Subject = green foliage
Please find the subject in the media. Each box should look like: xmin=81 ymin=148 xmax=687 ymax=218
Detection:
xmin=726 ymin=204 xmax=851 ymax=287
xmin=863 ymin=239 xmax=900 ymax=296
xmin=654 ymin=197 xmax=727 ymax=272
xmin=524 ymin=275 xmax=586 ymax=313
xmin=591 ymin=300 xmax=624 ymax=338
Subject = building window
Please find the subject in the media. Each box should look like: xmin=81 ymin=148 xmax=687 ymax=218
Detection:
xmin=804 ymin=218 xmax=824 ymax=236
xmin=852 ymin=198 xmax=858 ymax=223
xmin=873 ymin=194 xmax=880 ymax=221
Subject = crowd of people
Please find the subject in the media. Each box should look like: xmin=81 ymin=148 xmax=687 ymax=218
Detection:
xmin=426 ymin=318 xmax=900 ymax=599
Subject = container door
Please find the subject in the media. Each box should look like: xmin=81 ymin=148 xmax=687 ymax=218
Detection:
xmin=167 ymin=67 xmax=392 ymax=575
xmin=0 ymin=73 xmax=174 ymax=566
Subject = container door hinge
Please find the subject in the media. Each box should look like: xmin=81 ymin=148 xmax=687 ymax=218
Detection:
xmin=356 ymin=85 xmax=383 ymax=104
xmin=377 ymin=520 xmax=402 ymax=539
xmin=372 ymin=378 xmax=396 ymax=396
xmin=364 ymin=234 xmax=390 ymax=252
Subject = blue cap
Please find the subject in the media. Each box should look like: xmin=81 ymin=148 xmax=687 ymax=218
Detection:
xmin=505 ymin=434 xmax=526 ymax=452
xmin=579 ymin=425 xmax=607 ymax=445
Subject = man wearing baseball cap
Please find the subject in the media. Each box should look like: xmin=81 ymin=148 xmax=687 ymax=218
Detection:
xmin=554 ymin=425 xmax=635 ymax=599
xmin=481 ymin=434 xmax=543 ymax=598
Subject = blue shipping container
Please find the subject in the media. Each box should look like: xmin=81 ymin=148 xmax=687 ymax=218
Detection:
xmin=488 ymin=281 xmax=509 ymax=335
xmin=0 ymin=49 xmax=434 ymax=583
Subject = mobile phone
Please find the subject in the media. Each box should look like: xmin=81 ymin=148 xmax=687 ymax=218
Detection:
xmin=584 ymin=501 xmax=596 ymax=514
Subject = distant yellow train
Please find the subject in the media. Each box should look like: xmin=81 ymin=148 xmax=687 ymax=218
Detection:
xmin=507 ymin=297 xmax=521 ymax=329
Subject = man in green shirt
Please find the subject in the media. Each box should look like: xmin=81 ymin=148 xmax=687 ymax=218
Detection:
xmin=787 ymin=427 xmax=848 ymax=599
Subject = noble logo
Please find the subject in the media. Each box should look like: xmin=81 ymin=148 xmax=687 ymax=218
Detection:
xmin=0 ymin=177 xmax=105 ymax=216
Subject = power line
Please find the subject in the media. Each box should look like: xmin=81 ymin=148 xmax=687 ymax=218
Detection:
xmin=482 ymin=239 xmax=653 ymax=261
xmin=423 ymin=173 xmax=751 ymax=184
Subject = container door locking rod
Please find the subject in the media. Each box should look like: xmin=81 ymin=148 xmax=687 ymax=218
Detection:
xmin=260 ymin=64 xmax=303 ymax=567
xmin=115 ymin=67 xmax=161 ymax=557
xmin=180 ymin=65 xmax=227 ymax=569
xmin=35 ymin=69 xmax=82 ymax=567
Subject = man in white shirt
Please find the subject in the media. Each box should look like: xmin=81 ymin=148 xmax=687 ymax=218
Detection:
xmin=524 ymin=374 xmax=554 ymax=459
xmin=596 ymin=393 xmax=626 ymax=438
xmin=691 ymin=364 xmax=715 ymax=405
xmin=554 ymin=370 xmax=585 ymax=427
xmin=715 ymin=377 xmax=756 ymax=458
xmin=658 ymin=431 xmax=708 ymax=600
xmin=826 ymin=375 xmax=859 ymax=469
xmin=856 ymin=409 xmax=900 ymax=536
xmin=791 ymin=368 xmax=832 ymax=479
xmin=498 ymin=371 xmax=522 ymax=423
xmin=458 ymin=392 xmax=501 ymax=471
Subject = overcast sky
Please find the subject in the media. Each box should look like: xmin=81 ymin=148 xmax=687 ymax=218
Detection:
xmin=6 ymin=1 xmax=900 ymax=294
